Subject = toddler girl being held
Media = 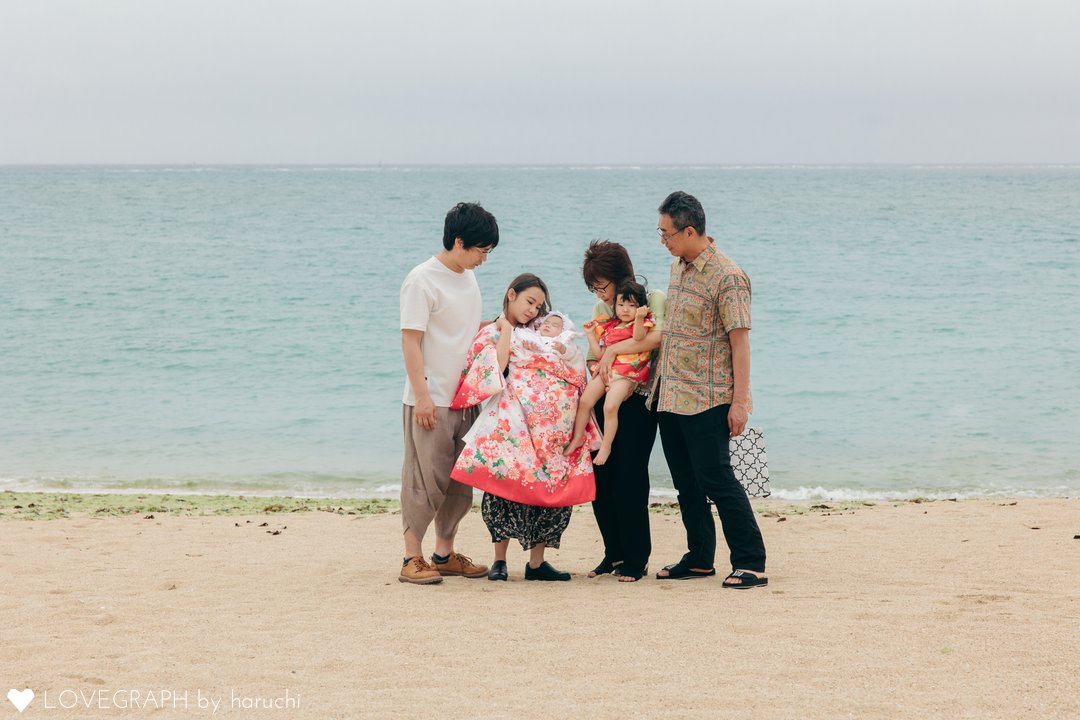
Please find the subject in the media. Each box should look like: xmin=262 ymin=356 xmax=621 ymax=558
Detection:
xmin=565 ymin=281 xmax=655 ymax=465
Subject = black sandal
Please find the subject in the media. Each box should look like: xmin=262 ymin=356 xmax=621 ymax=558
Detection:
xmin=588 ymin=558 xmax=622 ymax=578
xmin=617 ymin=564 xmax=648 ymax=582
xmin=723 ymin=569 xmax=768 ymax=589
xmin=655 ymin=562 xmax=716 ymax=580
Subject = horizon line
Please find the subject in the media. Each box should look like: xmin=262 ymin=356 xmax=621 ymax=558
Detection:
xmin=3 ymin=162 xmax=1079 ymax=169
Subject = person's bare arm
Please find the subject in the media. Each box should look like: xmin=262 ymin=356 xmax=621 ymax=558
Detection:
xmin=596 ymin=326 xmax=661 ymax=383
xmin=582 ymin=323 xmax=604 ymax=361
xmin=632 ymin=306 xmax=649 ymax=341
xmin=495 ymin=317 xmax=514 ymax=372
xmin=728 ymin=328 xmax=750 ymax=436
xmin=401 ymin=329 xmax=435 ymax=430
xmin=602 ymin=325 xmax=661 ymax=357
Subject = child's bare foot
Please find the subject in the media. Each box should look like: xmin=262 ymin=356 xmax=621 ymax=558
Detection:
xmin=563 ymin=435 xmax=585 ymax=456
xmin=594 ymin=444 xmax=612 ymax=465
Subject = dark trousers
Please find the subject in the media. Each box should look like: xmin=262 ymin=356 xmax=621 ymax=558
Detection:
xmin=658 ymin=404 xmax=766 ymax=573
xmin=590 ymin=392 xmax=656 ymax=576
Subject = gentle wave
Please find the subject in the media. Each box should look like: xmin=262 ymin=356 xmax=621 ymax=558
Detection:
xmin=5 ymin=475 xmax=1073 ymax=503
xmin=765 ymin=486 xmax=1076 ymax=501
xmin=0 ymin=473 xmax=400 ymax=499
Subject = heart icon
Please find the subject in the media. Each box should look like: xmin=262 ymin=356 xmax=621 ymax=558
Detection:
xmin=7 ymin=689 xmax=34 ymax=713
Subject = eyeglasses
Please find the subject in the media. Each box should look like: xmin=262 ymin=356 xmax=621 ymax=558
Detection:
xmin=657 ymin=226 xmax=685 ymax=241
xmin=588 ymin=281 xmax=612 ymax=295
xmin=473 ymin=246 xmax=495 ymax=255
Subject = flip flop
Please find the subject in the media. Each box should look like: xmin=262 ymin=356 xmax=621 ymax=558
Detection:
xmin=655 ymin=562 xmax=716 ymax=580
xmin=723 ymin=569 xmax=768 ymax=589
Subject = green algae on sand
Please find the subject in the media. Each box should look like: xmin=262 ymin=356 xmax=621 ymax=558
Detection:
xmin=0 ymin=491 xmax=398 ymax=520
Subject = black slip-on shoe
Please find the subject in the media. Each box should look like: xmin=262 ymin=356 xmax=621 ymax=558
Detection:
xmin=487 ymin=560 xmax=508 ymax=581
xmin=524 ymin=561 xmax=571 ymax=581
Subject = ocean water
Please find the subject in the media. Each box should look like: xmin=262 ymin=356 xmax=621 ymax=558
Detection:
xmin=1 ymin=165 xmax=1078 ymax=500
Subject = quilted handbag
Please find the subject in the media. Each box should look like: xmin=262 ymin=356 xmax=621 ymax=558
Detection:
xmin=730 ymin=427 xmax=771 ymax=498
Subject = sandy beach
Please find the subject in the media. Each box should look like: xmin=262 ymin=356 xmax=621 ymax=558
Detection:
xmin=2 ymin=493 xmax=1079 ymax=719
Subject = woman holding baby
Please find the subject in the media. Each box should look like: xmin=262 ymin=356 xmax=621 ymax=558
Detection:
xmin=449 ymin=273 xmax=600 ymax=581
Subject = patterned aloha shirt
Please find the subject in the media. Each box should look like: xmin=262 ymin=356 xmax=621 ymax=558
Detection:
xmin=651 ymin=240 xmax=753 ymax=415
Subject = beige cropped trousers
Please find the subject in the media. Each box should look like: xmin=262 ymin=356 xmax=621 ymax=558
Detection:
xmin=400 ymin=404 xmax=479 ymax=542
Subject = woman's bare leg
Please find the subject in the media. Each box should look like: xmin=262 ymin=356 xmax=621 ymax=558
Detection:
xmin=528 ymin=543 xmax=546 ymax=568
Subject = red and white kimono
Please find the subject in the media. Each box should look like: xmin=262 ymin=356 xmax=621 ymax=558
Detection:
xmin=450 ymin=323 xmax=599 ymax=507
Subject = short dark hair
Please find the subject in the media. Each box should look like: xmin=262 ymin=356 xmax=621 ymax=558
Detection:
xmin=581 ymin=240 xmax=635 ymax=289
xmin=615 ymin=280 xmax=648 ymax=308
xmin=658 ymin=191 xmax=706 ymax=236
xmin=502 ymin=273 xmax=552 ymax=319
xmin=443 ymin=202 xmax=499 ymax=250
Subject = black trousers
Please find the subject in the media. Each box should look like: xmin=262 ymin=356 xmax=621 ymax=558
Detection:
xmin=590 ymin=392 xmax=656 ymax=576
xmin=658 ymin=404 xmax=766 ymax=573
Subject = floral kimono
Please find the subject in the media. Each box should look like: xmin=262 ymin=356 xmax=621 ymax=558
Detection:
xmin=450 ymin=323 xmax=599 ymax=507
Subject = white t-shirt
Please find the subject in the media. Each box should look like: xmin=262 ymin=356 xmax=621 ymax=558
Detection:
xmin=399 ymin=256 xmax=482 ymax=406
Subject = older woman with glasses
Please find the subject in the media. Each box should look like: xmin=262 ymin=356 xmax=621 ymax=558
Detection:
xmin=579 ymin=240 xmax=667 ymax=582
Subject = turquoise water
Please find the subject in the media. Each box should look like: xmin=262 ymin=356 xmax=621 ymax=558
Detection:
xmin=2 ymin=165 xmax=1078 ymax=499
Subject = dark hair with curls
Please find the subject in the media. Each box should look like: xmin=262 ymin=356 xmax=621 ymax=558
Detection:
xmin=581 ymin=240 xmax=635 ymax=290
xmin=442 ymin=202 xmax=499 ymax=250
xmin=501 ymin=273 xmax=551 ymax=321
xmin=658 ymin=191 xmax=706 ymax=236
xmin=615 ymin=280 xmax=648 ymax=308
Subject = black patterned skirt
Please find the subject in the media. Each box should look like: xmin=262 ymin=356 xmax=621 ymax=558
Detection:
xmin=481 ymin=492 xmax=572 ymax=550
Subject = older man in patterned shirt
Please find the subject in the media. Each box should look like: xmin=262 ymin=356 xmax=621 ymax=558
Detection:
xmin=650 ymin=191 xmax=768 ymax=588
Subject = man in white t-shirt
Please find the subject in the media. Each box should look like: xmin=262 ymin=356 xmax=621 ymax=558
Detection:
xmin=398 ymin=202 xmax=499 ymax=584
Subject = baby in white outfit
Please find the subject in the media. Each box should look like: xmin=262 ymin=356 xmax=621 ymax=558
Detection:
xmin=514 ymin=311 xmax=582 ymax=362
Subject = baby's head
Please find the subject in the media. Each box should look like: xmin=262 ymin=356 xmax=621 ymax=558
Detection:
xmin=539 ymin=313 xmax=566 ymax=338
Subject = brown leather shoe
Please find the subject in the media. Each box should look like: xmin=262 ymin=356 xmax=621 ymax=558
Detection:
xmin=431 ymin=552 xmax=488 ymax=578
xmin=399 ymin=556 xmax=443 ymax=584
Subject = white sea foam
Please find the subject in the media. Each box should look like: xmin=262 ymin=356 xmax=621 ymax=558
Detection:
xmin=765 ymin=486 xmax=1074 ymax=502
xmin=3 ymin=475 xmax=1074 ymax=503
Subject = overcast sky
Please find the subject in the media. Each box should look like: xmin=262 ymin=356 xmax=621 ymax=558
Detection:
xmin=2 ymin=0 xmax=1078 ymax=164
